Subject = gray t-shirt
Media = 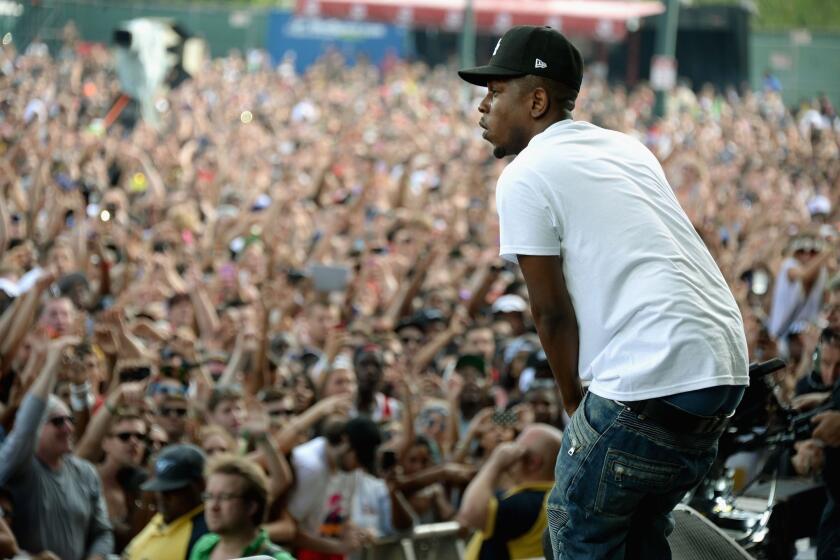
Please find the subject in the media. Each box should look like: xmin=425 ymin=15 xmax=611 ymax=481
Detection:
xmin=0 ymin=394 xmax=113 ymax=559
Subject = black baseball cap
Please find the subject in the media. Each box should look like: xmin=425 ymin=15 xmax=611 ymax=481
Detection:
xmin=458 ymin=26 xmax=583 ymax=92
xmin=141 ymin=444 xmax=206 ymax=492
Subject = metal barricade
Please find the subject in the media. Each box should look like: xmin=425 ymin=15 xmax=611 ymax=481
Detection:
xmin=240 ymin=506 xmax=752 ymax=560
xmin=361 ymin=521 xmax=466 ymax=560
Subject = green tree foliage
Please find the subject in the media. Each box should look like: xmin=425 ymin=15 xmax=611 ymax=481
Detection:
xmin=691 ymin=0 xmax=840 ymax=30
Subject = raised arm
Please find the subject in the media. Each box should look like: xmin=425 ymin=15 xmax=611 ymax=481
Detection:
xmin=0 ymin=336 xmax=78 ymax=484
xmin=0 ymin=272 xmax=54 ymax=359
xmin=275 ymin=394 xmax=353 ymax=454
xmin=456 ymin=442 xmax=524 ymax=531
xmin=243 ymin=408 xmax=293 ymax=500
xmin=410 ymin=307 xmax=468 ymax=376
xmin=75 ymin=382 xmax=147 ymax=462
xmin=787 ymin=242 xmax=835 ymax=287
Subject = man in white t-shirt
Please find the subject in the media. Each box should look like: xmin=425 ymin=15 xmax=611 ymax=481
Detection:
xmin=768 ymin=235 xmax=832 ymax=358
xmin=288 ymin=417 xmax=392 ymax=558
xmin=459 ymin=25 xmax=749 ymax=559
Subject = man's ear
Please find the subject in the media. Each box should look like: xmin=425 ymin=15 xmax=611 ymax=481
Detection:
xmin=530 ymin=87 xmax=550 ymax=119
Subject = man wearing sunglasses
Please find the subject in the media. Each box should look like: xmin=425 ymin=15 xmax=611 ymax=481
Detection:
xmin=98 ymin=414 xmax=150 ymax=553
xmin=0 ymin=336 xmax=114 ymax=560
xmin=155 ymin=392 xmax=191 ymax=445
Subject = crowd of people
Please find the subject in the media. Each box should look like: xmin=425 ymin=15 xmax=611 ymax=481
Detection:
xmin=0 ymin=25 xmax=838 ymax=560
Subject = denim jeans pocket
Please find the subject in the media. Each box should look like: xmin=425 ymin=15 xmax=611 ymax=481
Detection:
xmin=595 ymin=449 xmax=684 ymax=516
xmin=565 ymin=395 xmax=601 ymax=457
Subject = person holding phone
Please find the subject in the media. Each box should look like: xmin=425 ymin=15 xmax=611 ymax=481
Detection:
xmin=459 ymin=25 xmax=749 ymax=559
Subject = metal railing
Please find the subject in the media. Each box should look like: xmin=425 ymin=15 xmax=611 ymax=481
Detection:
xmin=360 ymin=521 xmax=466 ymax=560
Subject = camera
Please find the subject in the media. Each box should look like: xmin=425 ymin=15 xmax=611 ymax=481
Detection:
xmin=787 ymin=403 xmax=835 ymax=442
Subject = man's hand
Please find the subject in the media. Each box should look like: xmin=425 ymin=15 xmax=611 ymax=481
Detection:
xmin=489 ymin=442 xmax=526 ymax=470
xmin=338 ymin=527 xmax=364 ymax=554
xmin=791 ymin=392 xmax=830 ymax=411
xmin=812 ymin=410 xmax=840 ymax=447
xmin=104 ymin=379 xmax=149 ymax=415
xmin=43 ymin=336 xmax=82 ymax=376
xmin=310 ymin=394 xmax=354 ymax=418
xmin=792 ymin=439 xmax=825 ymax=476
xmin=241 ymin=406 xmax=271 ymax=442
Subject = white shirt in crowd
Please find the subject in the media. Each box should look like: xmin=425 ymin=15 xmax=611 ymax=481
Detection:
xmin=768 ymin=256 xmax=828 ymax=340
xmin=496 ymin=119 xmax=749 ymax=401
xmin=287 ymin=437 xmax=393 ymax=541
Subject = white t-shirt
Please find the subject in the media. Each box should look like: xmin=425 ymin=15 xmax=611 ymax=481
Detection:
xmin=288 ymin=437 xmax=394 ymax=540
xmin=496 ymin=120 xmax=748 ymax=401
xmin=288 ymin=437 xmax=331 ymax=533
xmin=768 ymin=256 xmax=827 ymax=340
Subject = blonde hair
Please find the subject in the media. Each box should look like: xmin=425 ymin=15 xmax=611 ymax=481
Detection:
xmin=206 ymin=454 xmax=270 ymax=525
xmin=198 ymin=425 xmax=237 ymax=453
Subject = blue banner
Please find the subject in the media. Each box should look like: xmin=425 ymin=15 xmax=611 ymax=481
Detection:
xmin=266 ymin=11 xmax=410 ymax=73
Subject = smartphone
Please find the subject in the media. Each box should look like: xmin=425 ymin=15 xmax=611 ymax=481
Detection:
xmin=309 ymin=264 xmax=349 ymax=293
xmin=492 ymin=410 xmax=517 ymax=427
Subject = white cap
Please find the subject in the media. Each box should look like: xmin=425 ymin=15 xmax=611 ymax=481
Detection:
xmin=807 ymin=195 xmax=831 ymax=216
xmin=492 ymin=294 xmax=528 ymax=314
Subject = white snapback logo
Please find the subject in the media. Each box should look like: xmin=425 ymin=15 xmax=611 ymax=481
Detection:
xmin=535 ymin=58 xmax=547 ymax=69
xmin=493 ymin=39 xmax=501 ymax=56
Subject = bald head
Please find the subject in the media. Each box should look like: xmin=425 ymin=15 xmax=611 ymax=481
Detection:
xmin=517 ymin=423 xmax=563 ymax=481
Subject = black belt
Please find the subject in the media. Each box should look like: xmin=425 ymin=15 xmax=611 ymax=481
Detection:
xmin=620 ymin=398 xmax=730 ymax=435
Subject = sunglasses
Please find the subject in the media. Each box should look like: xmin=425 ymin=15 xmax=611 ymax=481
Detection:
xmin=160 ymin=407 xmax=188 ymax=418
xmin=48 ymin=415 xmax=75 ymax=428
xmin=267 ymin=408 xmax=294 ymax=417
xmin=149 ymin=383 xmax=187 ymax=397
xmin=113 ymin=431 xmax=148 ymax=443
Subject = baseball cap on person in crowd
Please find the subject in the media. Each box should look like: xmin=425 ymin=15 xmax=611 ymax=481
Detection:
xmin=492 ymin=294 xmax=528 ymax=314
xmin=395 ymin=308 xmax=446 ymax=334
xmin=455 ymin=354 xmax=487 ymax=378
xmin=806 ymin=194 xmax=831 ymax=218
xmin=458 ymin=25 xmax=584 ymax=92
xmin=141 ymin=444 xmax=206 ymax=492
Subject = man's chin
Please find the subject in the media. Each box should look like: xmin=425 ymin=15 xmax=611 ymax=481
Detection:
xmin=492 ymin=145 xmax=508 ymax=159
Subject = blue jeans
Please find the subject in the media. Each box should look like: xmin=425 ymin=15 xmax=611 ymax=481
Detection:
xmin=546 ymin=392 xmax=726 ymax=559
xmin=818 ymin=494 xmax=840 ymax=560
